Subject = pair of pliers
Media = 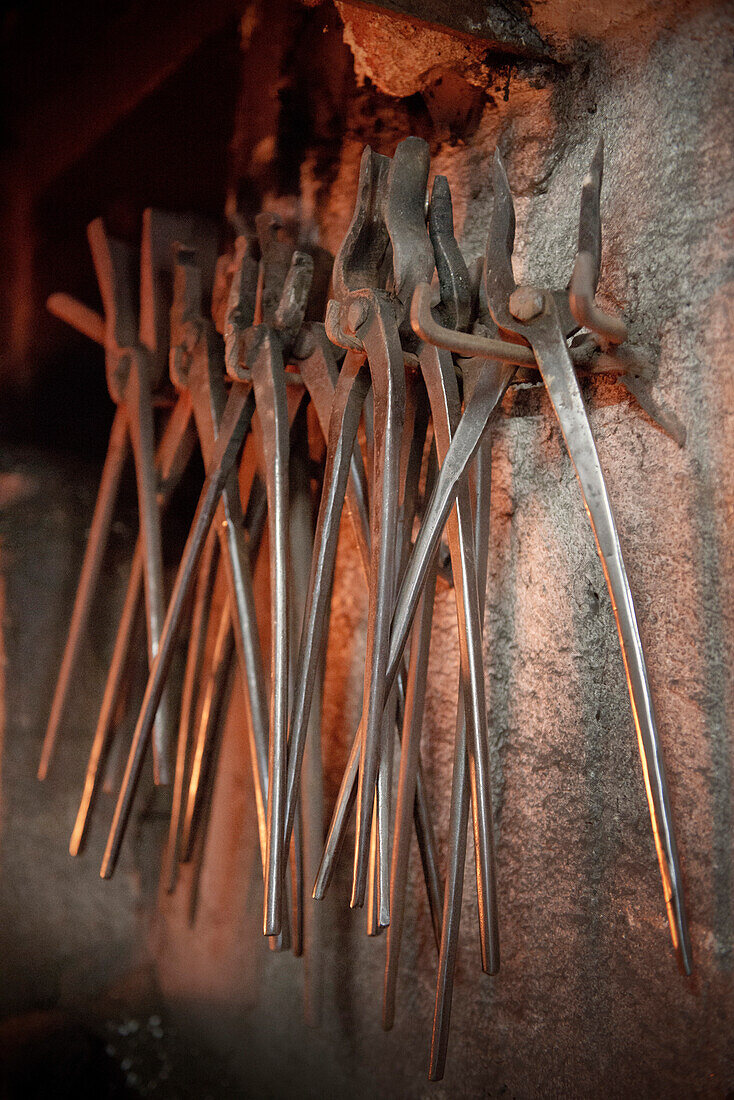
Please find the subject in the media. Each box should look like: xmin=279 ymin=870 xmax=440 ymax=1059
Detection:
xmin=385 ymin=174 xmax=498 ymax=1034
xmin=313 ymin=163 xmax=501 ymax=974
xmin=484 ymin=141 xmax=691 ymax=976
xmin=283 ymin=319 xmax=443 ymax=938
xmin=223 ymin=218 xmax=313 ymax=938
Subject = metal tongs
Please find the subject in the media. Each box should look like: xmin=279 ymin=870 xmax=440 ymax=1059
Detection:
xmin=412 ymin=139 xmax=691 ymax=979
xmin=100 ymin=229 xmax=313 ymax=906
xmin=325 ymin=137 xmax=435 ymax=914
xmin=307 ymin=154 xmax=501 ymax=970
xmin=224 ymin=216 xmax=313 ymax=937
xmin=40 ymin=212 xmax=216 ymax=789
xmin=286 ymin=139 xmax=449 ymax=929
xmin=66 ymin=212 xmax=217 ymax=855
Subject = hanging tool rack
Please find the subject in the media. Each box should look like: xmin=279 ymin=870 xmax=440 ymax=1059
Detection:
xmin=40 ymin=134 xmax=691 ymax=1080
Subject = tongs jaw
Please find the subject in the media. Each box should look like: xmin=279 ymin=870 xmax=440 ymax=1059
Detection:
xmin=327 ymin=138 xmax=434 ymax=350
xmin=330 ymin=148 xmax=392 ymax=319
xmin=569 ymin=139 xmax=628 ymax=345
xmin=141 ymin=208 xmax=219 ymax=388
xmin=224 ymin=214 xmax=313 ymax=379
xmin=429 ymin=174 xmax=471 ymax=333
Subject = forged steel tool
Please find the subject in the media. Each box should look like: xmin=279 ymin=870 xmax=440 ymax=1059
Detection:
xmin=325 ymin=137 xmax=434 ymax=912
xmin=39 ymin=220 xmax=173 ymax=781
xmin=70 ymin=393 xmax=197 ymax=856
xmin=285 ymin=324 xmax=443 ymax=935
xmin=69 ymin=212 xmax=218 ymax=853
xmin=86 ymin=217 xmax=170 ymax=786
xmin=99 ymin=250 xmax=262 ymax=878
xmin=415 ymin=178 xmax=499 ymax=976
xmin=384 ymin=172 xmax=497 ymax=1029
xmin=482 ymin=141 xmax=691 ymax=974
xmin=405 ymin=138 xmax=690 ymax=976
xmin=430 ymin=356 xmax=493 ymax=1079
xmin=40 ymin=211 xmax=217 ymax=786
xmin=223 ymin=226 xmax=314 ymax=937
xmin=313 ymin=173 xmax=502 ymax=968
xmin=103 ymin=229 xmax=312 ymax=886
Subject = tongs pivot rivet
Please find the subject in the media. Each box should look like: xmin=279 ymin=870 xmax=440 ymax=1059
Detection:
xmin=509 ymin=286 xmax=544 ymax=322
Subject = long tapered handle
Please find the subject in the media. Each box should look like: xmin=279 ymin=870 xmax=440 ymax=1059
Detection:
xmin=125 ymin=358 xmax=171 ymax=784
xmin=39 ymin=405 xmax=129 ymax=780
xmin=100 ymin=386 xmax=254 ymax=878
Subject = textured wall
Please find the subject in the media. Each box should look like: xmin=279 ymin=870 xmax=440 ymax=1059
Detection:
xmin=1 ymin=0 xmax=731 ymax=1096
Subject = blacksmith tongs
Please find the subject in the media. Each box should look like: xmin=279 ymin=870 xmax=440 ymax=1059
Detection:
xmin=481 ymin=141 xmax=691 ymax=973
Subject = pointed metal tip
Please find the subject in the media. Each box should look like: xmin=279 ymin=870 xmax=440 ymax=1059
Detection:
xmin=492 ymin=148 xmax=511 ymax=200
xmin=428 ymin=1056 xmax=446 ymax=1083
xmin=675 ymin=918 xmax=693 ymax=977
xmin=428 ymin=175 xmax=454 ymax=237
xmin=485 ymin=148 xmax=516 ymax=302
xmin=86 ymin=215 xmax=106 ymax=243
xmin=589 ymin=136 xmax=605 ymax=187
xmin=349 ymin=868 xmax=367 ymax=908
xmin=359 ymin=144 xmax=375 ymax=174
xmin=431 ymin=174 xmax=450 ymax=202
xmin=390 ymin=135 xmax=431 ymax=193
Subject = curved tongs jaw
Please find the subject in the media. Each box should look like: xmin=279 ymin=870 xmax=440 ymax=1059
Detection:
xmin=483 ymin=148 xmax=580 ymax=342
xmin=169 ymin=246 xmax=206 ymax=390
xmin=223 ymin=215 xmax=314 ymax=380
xmin=327 ymin=137 xmax=434 ymax=351
xmin=568 ymin=138 xmax=627 ymax=344
xmin=427 ymin=174 xmax=472 ymax=333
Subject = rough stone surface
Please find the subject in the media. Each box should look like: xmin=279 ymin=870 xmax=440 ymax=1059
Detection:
xmin=0 ymin=0 xmax=731 ymax=1096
